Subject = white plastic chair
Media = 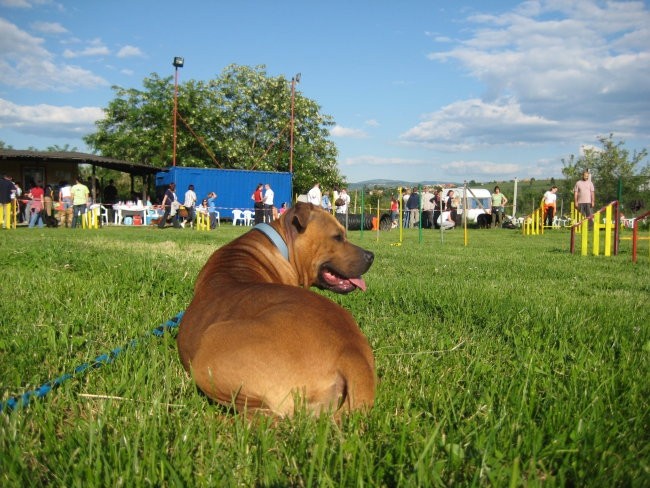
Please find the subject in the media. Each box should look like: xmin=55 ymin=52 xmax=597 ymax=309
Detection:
xmin=145 ymin=208 xmax=161 ymax=225
xmin=242 ymin=209 xmax=253 ymax=225
xmin=232 ymin=209 xmax=244 ymax=226
xmin=100 ymin=205 xmax=110 ymax=225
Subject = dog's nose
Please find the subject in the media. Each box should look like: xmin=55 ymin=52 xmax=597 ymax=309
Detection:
xmin=364 ymin=250 xmax=374 ymax=266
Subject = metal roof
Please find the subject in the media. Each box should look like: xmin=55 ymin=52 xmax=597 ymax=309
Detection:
xmin=0 ymin=149 xmax=161 ymax=176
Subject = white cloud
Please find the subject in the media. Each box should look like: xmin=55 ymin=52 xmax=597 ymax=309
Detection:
xmin=419 ymin=0 xmax=650 ymax=152
xmin=1 ymin=0 xmax=61 ymax=8
xmin=116 ymin=45 xmax=144 ymax=58
xmin=30 ymin=21 xmax=67 ymax=34
xmin=0 ymin=97 xmax=104 ymax=137
xmin=364 ymin=119 xmax=380 ymax=127
xmin=330 ymin=125 xmax=368 ymax=138
xmin=0 ymin=19 xmax=107 ymax=90
xmin=441 ymin=159 xmax=520 ymax=177
xmin=62 ymin=38 xmax=109 ymax=58
xmin=0 ymin=0 xmax=32 ymax=7
xmin=401 ymin=97 xmax=560 ymax=150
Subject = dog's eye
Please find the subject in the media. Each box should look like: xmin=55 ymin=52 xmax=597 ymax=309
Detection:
xmin=333 ymin=233 xmax=345 ymax=242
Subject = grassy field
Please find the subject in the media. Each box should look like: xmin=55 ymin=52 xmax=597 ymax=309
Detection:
xmin=1 ymin=222 xmax=648 ymax=486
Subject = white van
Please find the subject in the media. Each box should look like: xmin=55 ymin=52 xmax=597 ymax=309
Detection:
xmin=438 ymin=187 xmax=491 ymax=225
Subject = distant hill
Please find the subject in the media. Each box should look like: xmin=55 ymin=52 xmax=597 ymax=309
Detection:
xmin=348 ymin=179 xmax=461 ymax=190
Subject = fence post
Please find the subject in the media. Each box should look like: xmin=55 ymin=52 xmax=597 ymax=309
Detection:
xmin=581 ymin=220 xmax=589 ymax=256
xmin=593 ymin=211 xmax=601 ymax=256
xmin=604 ymin=205 xmax=612 ymax=257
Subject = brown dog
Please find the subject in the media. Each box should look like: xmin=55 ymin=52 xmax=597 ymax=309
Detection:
xmin=177 ymin=202 xmax=376 ymax=417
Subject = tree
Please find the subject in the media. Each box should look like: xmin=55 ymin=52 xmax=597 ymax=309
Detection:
xmin=46 ymin=144 xmax=78 ymax=152
xmin=84 ymin=65 xmax=344 ymax=194
xmin=561 ymin=134 xmax=650 ymax=212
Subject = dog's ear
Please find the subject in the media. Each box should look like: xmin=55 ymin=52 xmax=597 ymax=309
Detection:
xmin=290 ymin=202 xmax=314 ymax=233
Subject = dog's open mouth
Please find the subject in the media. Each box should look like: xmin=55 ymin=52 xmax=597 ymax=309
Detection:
xmin=320 ymin=267 xmax=367 ymax=293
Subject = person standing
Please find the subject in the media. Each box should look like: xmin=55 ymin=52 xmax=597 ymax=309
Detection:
xmin=183 ymin=184 xmax=197 ymax=227
xmin=490 ymin=186 xmax=508 ymax=228
xmin=0 ymin=174 xmax=16 ymax=229
xmin=421 ymin=187 xmax=435 ymax=229
xmin=307 ymin=182 xmax=321 ymax=206
xmin=402 ymin=188 xmax=411 ymax=228
xmin=335 ymin=189 xmax=350 ymax=214
xmin=446 ymin=189 xmax=459 ymax=225
xmin=574 ymin=171 xmax=595 ymax=224
xmin=103 ymin=179 xmax=118 ymax=223
xmin=207 ymin=191 xmax=219 ymax=229
xmin=251 ymin=183 xmax=264 ymax=225
xmin=321 ymin=191 xmax=332 ymax=212
xmin=263 ymin=183 xmax=274 ymax=223
xmin=542 ymin=185 xmax=558 ymax=227
xmin=103 ymin=179 xmax=118 ymax=204
xmin=390 ymin=196 xmax=399 ymax=227
xmin=43 ymin=184 xmax=54 ymax=218
xmin=27 ymin=182 xmax=45 ymax=228
xmin=70 ymin=176 xmax=90 ymax=228
xmin=58 ymin=181 xmax=73 ymax=228
xmin=158 ymin=182 xmax=180 ymax=229
xmin=407 ymin=187 xmax=420 ymax=229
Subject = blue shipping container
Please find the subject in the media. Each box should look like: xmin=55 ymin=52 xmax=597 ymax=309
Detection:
xmin=155 ymin=166 xmax=293 ymax=216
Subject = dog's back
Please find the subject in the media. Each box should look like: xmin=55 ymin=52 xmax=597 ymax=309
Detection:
xmin=477 ymin=213 xmax=490 ymax=228
xmin=178 ymin=203 xmax=376 ymax=417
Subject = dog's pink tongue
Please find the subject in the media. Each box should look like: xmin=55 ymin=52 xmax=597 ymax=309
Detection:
xmin=349 ymin=277 xmax=367 ymax=292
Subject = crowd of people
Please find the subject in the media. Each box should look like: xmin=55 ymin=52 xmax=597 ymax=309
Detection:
xmin=0 ymin=172 xmax=600 ymax=231
xmin=305 ymin=182 xmax=351 ymax=215
xmin=399 ymin=186 xmax=463 ymax=229
xmin=155 ymin=181 xmax=286 ymax=229
xmin=0 ymin=174 xmax=97 ymax=229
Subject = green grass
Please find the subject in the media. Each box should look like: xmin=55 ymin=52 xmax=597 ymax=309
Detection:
xmin=1 ymin=224 xmax=648 ymax=486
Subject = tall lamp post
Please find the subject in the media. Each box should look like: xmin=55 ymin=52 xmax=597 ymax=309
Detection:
xmin=289 ymin=73 xmax=301 ymax=173
xmin=172 ymin=56 xmax=184 ymax=167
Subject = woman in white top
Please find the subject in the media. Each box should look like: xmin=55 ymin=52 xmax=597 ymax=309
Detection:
xmin=542 ymin=186 xmax=558 ymax=227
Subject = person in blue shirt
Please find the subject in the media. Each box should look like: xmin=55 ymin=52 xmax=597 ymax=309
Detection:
xmin=321 ymin=191 xmax=332 ymax=212
xmin=207 ymin=192 xmax=219 ymax=229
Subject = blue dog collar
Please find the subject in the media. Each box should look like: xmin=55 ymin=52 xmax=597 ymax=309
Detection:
xmin=253 ymin=223 xmax=289 ymax=261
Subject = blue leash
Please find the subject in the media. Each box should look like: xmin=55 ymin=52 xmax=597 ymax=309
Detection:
xmin=0 ymin=311 xmax=184 ymax=414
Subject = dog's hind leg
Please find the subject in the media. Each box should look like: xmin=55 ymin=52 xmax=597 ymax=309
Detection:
xmin=334 ymin=348 xmax=376 ymax=414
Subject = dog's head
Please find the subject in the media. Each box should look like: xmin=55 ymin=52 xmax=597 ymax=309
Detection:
xmin=282 ymin=202 xmax=374 ymax=294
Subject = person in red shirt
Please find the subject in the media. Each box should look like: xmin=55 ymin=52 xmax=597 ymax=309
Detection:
xmin=251 ymin=183 xmax=264 ymax=225
xmin=28 ymin=182 xmax=45 ymax=228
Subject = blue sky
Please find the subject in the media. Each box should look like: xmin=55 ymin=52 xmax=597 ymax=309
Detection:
xmin=1 ymin=0 xmax=649 ymax=183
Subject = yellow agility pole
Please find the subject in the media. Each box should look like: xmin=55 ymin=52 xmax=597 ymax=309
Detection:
xmin=12 ymin=199 xmax=18 ymax=229
xmin=195 ymin=211 xmax=210 ymax=231
xmin=82 ymin=206 xmax=99 ymax=229
xmin=604 ymin=205 xmax=613 ymax=257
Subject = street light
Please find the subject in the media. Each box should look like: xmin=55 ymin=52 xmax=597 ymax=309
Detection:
xmin=172 ymin=56 xmax=184 ymax=166
xmin=289 ymin=73 xmax=301 ymax=174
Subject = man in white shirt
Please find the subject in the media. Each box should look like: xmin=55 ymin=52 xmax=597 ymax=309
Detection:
xmin=421 ymin=187 xmax=435 ymax=229
xmin=335 ymin=189 xmax=350 ymax=214
xmin=183 ymin=184 xmax=197 ymax=227
xmin=307 ymin=183 xmax=321 ymax=206
xmin=263 ymin=183 xmax=274 ymax=222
